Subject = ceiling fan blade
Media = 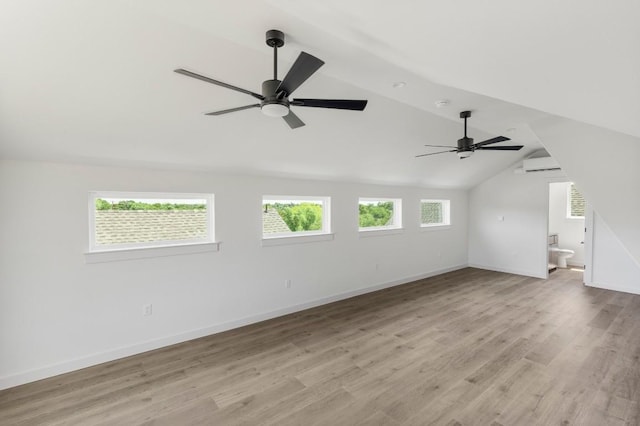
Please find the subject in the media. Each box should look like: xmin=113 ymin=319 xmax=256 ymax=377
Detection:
xmin=415 ymin=149 xmax=457 ymax=158
xmin=477 ymin=145 xmax=524 ymax=151
xmin=174 ymin=69 xmax=264 ymax=100
xmin=424 ymin=144 xmax=457 ymax=148
xmin=291 ymin=99 xmax=367 ymax=111
xmin=282 ymin=109 xmax=305 ymax=129
xmin=276 ymin=52 xmax=325 ymax=97
xmin=204 ymin=104 xmax=261 ymax=116
xmin=473 ymin=136 xmax=511 ymax=147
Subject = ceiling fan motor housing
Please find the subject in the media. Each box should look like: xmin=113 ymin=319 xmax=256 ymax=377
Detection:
xmin=458 ymin=136 xmax=474 ymax=151
xmin=261 ymin=79 xmax=289 ymax=117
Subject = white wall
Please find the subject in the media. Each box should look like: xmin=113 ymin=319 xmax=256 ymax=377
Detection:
xmin=468 ymin=160 xmax=640 ymax=295
xmin=468 ymin=165 xmax=564 ymax=278
xmin=0 ymin=159 xmax=468 ymax=389
xmin=548 ymin=182 xmax=584 ymax=266
xmin=531 ymin=117 xmax=640 ymax=268
xmin=587 ymin=210 xmax=640 ymax=295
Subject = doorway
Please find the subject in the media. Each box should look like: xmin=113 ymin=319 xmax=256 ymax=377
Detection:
xmin=548 ymin=182 xmax=585 ymax=276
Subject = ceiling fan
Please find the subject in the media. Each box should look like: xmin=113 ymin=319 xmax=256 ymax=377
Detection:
xmin=174 ymin=29 xmax=368 ymax=129
xmin=416 ymin=111 xmax=523 ymax=159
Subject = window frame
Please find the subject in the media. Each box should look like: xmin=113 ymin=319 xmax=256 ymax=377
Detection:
xmin=261 ymin=195 xmax=332 ymax=241
xmin=88 ymin=191 xmax=215 ymax=253
xmin=358 ymin=197 xmax=403 ymax=233
xmin=566 ymin=183 xmax=585 ymax=219
xmin=420 ymin=199 xmax=451 ymax=228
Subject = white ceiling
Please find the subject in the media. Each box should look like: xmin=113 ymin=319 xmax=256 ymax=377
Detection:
xmin=1 ymin=1 xmax=637 ymax=188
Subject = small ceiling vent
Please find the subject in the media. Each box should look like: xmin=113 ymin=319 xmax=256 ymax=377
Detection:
xmin=521 ymin=156 xmax=561 ymax=172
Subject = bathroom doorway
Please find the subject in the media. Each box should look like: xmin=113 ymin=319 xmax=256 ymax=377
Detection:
xmin=548 ymin=182 xmax=586 ymax=276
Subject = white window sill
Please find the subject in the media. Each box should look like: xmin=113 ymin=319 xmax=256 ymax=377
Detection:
xmin=358 ymin=227 xmax=404 ymax=238
xmin=420 ymin=224 xmax=452 ymax=232
xmin=262 ymin=233 xmax=334 ymax=247
xmin=85 ymin=242 xmax=220 ymax=264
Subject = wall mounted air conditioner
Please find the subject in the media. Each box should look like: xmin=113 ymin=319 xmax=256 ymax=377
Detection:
xmin=521 ymin=156 xmax=561 ymax=172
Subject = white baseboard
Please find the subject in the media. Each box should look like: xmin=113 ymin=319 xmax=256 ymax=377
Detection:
xmin=467 ymin=263 xmax=547 ymax=279
xmin=0 ymin=264 xmax=467 ymax=391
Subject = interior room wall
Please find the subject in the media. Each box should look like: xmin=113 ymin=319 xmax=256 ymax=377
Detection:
xmin=588 ymin=210 xmax=640 ymax=295
xmin=0 ymin=159 xmax=469 ymax=389
xmin=467 ymin=165 xmax=563 ymax=278
xmin=531 ymin=117 xmax=640 ymax=268
xmin=548 ymin=182 xmax=585 ymax=266
xmin=468 ymin=160 xmax=640 ymax=295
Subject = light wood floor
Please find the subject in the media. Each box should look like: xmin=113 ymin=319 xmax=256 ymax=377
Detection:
xmin=1 ymin=268 xmax=640 ymax=425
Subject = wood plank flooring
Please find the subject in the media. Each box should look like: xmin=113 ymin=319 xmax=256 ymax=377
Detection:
xmin=2 ymin=267 xmax=640 ymax=425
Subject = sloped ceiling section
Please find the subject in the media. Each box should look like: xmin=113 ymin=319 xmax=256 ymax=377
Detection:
xmin=274 ymin=0 xmax=640 ymax=139
xmin=0 ymin=1 xmax=638 ymax=193
xmin=0 ymin=0 xmax=553 ymax=188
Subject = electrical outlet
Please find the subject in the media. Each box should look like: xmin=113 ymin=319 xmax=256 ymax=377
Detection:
xmin=285 ymin=279 xmax=292 ymax=289
xmin=143 ymin=304 xmax=153 ymax=316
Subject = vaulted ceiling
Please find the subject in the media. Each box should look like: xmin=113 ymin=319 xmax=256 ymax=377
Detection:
xmin=1 ymin=1 xmax=638 ymax=188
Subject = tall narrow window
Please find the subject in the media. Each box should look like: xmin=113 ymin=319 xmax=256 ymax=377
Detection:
xmin=262 ymin=196 xmax=331 ymax=239
xmin=89 ymin=192 xmax=214 ymax=251
xmin=567 ymin=183 xmax=585 ymax=218
xmin=358 ymin=198 xmax=402 ymax=231
xmin=420 ymin=199 xmax=450 ymax=227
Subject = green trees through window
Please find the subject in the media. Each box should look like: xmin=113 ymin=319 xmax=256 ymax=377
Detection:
xmin=268 ymin=202 xmax=323 ymax=232
xmin=359 ymin=201 xmax=394 ymax=228
xmin=96 ymin=199 xmax=206 ymax=211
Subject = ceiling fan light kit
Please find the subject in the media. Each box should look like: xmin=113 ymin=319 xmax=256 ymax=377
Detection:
xmin=261 ymin=103 xmax=289 ymax=117
xmin=175 ymin=29 xmax=368 ymax=129
xmin=416 ymin=111 xmax=524 ymax=160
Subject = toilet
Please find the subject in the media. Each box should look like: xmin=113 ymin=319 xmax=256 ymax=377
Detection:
xmin=549 ymin=247 xmax=575 ymax=268
xmin=548 ymin=234 xmax=575 ymax=269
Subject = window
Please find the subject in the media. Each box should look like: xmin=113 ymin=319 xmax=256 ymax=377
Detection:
xmin=358 ymin=198 xmax=402 ymax=231
xmin=567 ymin=183 xmax=585 ymax=218
xmin=420 ymin=199 xmax=450 ymax=227
xmin=262 ymin=196 xmax=331 ymax=239
xmin=89 ymin=191 xmax=214 ymax=252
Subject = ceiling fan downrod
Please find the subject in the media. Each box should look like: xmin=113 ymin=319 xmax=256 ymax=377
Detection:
xmin=265 ymin=29 xmax=284 ymax=81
